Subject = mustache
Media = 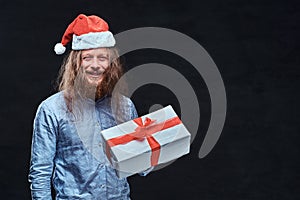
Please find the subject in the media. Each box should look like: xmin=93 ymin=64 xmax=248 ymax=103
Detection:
xmin=84 ymin=70 xmax=105 ymax=76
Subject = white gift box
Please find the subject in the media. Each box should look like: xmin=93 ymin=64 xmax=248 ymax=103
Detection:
xmin=101 ymin=105 xmax=191 ymax=178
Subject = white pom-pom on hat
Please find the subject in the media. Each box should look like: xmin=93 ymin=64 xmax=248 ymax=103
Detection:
xmin=54 ymin=43 xmax=66 ymax=55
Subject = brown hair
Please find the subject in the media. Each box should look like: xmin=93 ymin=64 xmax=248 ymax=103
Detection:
xmin=56 ymin=47 xmax=124 ymax=112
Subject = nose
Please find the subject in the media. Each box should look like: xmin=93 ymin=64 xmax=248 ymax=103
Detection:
xmin=90 ymin=58 xmax=101 ymax=70
xmin=90 ymin=65 xmax=100 ymax=71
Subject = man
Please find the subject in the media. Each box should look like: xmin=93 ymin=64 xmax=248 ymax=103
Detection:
xmin=28 ymin=14 xmax=148 ymax=199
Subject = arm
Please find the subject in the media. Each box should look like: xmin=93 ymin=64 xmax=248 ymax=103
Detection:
xmin=28 ymin=102 xmax=58 ymax=199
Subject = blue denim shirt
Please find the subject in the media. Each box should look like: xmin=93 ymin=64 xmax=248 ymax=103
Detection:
xmin=28 ymin=91 xmax=140 ymax=199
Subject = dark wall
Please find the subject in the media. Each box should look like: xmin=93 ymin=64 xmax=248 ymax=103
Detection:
xmin=0 ymin=0 xmax=299 ymax=199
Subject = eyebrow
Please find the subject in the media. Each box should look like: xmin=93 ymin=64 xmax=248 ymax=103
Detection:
xmin=82 ymin=53 xmax=108 ymax=57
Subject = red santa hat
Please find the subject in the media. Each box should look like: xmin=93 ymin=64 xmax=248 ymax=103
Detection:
xmin=54 ymin=14 xmax=116 ymax=55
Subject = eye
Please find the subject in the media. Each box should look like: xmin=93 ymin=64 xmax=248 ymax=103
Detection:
xmin=98 ymin=56 xmax=108 ymax=61
xmin=82 ymin=56 xmax=93 ymax=61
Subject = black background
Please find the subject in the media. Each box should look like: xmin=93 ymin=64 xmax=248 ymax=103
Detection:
xmin=0 ymin=0 xmax=299 ymax=199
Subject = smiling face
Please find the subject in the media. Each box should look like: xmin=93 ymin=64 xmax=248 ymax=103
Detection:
xmin=81 ymin=48 xmax=110 ymax=87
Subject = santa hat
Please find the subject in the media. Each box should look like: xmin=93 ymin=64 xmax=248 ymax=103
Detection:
xmin=54 ymin=14 xmax=116 ymax=55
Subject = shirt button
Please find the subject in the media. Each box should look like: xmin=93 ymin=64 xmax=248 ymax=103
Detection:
xmin=100 ymin=184 xmax=106 ymax=189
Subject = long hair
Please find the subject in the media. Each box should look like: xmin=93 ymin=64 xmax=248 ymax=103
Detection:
xmin=56 ymin=47 xmax=125 ymax=113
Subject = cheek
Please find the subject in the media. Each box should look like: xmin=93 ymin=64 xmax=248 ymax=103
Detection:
xmin=80 ymin=66 xmax=90 ymax=75
xmin=102 ymin=60 xmax=110 ymax=69
xmin=81 ymin=61 xmax=89 ymax=69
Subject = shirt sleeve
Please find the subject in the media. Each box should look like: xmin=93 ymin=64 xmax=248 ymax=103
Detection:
xmin=28 ymin=102 xmax=58 ymax=199
xmin=129 ymin=100 xmax=138 ymax=120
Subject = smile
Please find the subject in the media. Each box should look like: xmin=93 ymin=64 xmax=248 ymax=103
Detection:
xmin=86 ymin=71 xmax=102 ymax=78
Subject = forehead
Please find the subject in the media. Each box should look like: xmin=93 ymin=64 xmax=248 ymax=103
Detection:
xmin=81 ymin=48 xmax=108 ymax=56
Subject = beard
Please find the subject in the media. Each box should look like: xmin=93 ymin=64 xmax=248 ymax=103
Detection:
xmin=74 ymin=67 xmax=104 ymax=100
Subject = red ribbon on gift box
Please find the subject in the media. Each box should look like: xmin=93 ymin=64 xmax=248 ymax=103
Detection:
xmin=107 ymin=116 xmax=182 ymax=166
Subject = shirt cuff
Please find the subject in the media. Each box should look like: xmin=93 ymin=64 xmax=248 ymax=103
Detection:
xmin=138 ymin=166 xmax=154 ymax=176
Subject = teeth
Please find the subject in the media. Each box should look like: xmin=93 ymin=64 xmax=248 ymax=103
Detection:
xmin=87 ymin=72 xmax=101 ymax=76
